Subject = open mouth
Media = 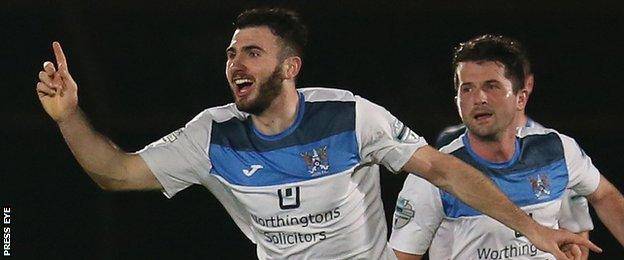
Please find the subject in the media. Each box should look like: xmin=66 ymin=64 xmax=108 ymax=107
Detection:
xmin=233 ymin=77 xmax=255 ymax=97
xmin=473 ymin=112 xmax=493 ymax=121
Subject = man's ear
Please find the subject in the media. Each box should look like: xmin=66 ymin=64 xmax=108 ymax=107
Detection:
xmin=282 ymin=56 xmax=302 ymax=80
xmin=524 ymin=74 xmax=535 ymax=96
xmin=517 ymin=74 xmax=534 ymax=110
xmin=516 ymin=88 xmax=529 ymax=111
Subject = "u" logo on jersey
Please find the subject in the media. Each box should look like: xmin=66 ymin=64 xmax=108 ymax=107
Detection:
xmin=278 ymin=187 xmax=300 ymax=210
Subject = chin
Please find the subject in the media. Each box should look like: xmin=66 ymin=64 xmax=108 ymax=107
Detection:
xmin=233 ymin=95 xmax=254 ymax=110
xmin=235 ymin=101 xmax=252 ymax=111
xmin=236 ymin=100 xmax=264 ymax=115
xmin=468 ymin=127 xmax=495 ymax=139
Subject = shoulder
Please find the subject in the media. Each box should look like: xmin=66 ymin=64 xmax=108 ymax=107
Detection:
xmin=522 ymin=127 xmax=588 ymax=158
xmin=180 ymin=103 xmax=247 ymax=135
xmin=299 ymin=87 xmax=389 ymax=117
xmin=517 ymin=126 xmax=558 ymax=138
xmin=517 ymin=126 xmax=577 ymax=145
xmin=203 ymin=103 xmax=247 ymax=122
xmin=516 ymin=127 xmax=565 ymax=149
xmin=435 ymin=124 xmax=466 ymax=149
xmin=299 ymin=87 xmax=356 ymax=102
xmin=439 ymin=135 xmax=465 ymax=154
xmin=516 ymin=126 xmax=587 ymax=159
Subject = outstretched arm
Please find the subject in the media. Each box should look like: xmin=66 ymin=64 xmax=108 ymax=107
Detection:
xmin=36 ymin=42 xmax=161 ymax=191
xmin=402 ymin=145 xmax=602 ymax=259
xmin=587 ymin=175 xmax=624 ymax=246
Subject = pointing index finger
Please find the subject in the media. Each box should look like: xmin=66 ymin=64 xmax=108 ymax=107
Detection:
xmin=52 ymin=41 xmax=69 ymax=72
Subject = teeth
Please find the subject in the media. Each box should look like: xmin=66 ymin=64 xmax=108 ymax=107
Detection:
xmin=234 ymin=78 xmax=253 ymax=85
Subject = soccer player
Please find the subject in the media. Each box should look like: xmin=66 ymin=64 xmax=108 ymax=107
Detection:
xmin=434 ymin=35 xmax=595 ymax=259
xmin=36 ymin=9 xmax=599 ymax=259
xmin=389 ymin=35 xmax=624 ymax=260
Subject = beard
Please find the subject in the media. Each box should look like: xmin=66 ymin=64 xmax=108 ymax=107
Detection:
xmin=234 ymin=66 xmax=284 ymax=115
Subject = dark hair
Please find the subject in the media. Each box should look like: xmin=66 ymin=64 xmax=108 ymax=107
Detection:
xmin=452 ymin=34 xmax=531 ymax=93
xmin=234 ymin=8 xmax=308 ymax=58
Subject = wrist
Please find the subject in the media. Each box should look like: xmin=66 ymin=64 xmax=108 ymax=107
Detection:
xmin=521 ymin=219 xmax=544 ymax=240
xmin=57 ymin=107 xmax=82 ymax=127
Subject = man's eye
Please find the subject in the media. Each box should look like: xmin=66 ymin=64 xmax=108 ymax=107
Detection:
xmin=486 ymin=83 xmax=499 ymax=89
xmin=249 ymin=52 xmax=260 ymax=57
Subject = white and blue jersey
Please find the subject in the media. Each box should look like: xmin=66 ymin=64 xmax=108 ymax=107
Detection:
xmin=138 ymin=87 xmax=427 ymax=259
xmin=433 ymin=119 xmax=593 ymax=235
xmin=389 ymin=127 xmax=600 ymax=260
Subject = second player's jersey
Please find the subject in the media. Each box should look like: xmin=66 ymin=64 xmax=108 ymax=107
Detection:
xmin=389 ymin=127 xmax=600 ymax=260
xmin=434 ymin=120 xmax=594 ymax=234
xmin=138 ymin=87 xmax=427 ymax=259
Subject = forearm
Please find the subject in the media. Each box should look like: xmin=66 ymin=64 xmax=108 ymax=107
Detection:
xmin=590 ymin=187 xmax=624 ymax=246
xmin=58 ymin=108 xmax=130 ymax=187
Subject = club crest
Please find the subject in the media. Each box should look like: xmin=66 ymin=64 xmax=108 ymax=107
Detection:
xmin=393 ymin=197 xmax=415 ymax=229
xmin=300 ymin=146 xmax=329 ymax=175
xmin=529 ymin=174 xmax=551 ymax=199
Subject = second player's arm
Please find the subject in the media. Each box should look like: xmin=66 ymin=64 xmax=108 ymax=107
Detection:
xmin=587 ymin=175 xmax=624 ymax=246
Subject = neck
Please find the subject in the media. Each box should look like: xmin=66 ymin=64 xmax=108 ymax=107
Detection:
xmin=515 ymin=113 xmax=529 ymax=129
xmin=251 ymin=82 xmax=299 ymax=135
xmin=467 ymin=127 xmax=517 ymax=163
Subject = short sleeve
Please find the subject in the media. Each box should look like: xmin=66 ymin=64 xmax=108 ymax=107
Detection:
xmin=389 ymin=174 xmax=444 ymax=255
xmin=561 ymin=134 xmax=600 ymax=196
xmin=558 ymin=189 xmax=594 ymax=233
xmin=137 ymin=111 xmax=213 ymax=198
xmin=355 ymin=96 xmax=428 ymax=173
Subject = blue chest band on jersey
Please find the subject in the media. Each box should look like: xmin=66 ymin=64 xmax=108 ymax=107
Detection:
xmin=208 ymin=94 xmax=360 ymax=186
xmin=441 ymin=133 xmax=569 ymax=218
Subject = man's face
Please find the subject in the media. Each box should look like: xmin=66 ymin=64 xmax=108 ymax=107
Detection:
xmin=455 ymin=61 xmax=525 ymax=141
xmin=226 ymin=26 xmax=285 ymax=114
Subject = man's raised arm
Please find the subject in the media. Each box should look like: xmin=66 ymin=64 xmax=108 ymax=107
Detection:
xmin=402 ymin=145 xmax=602 ymax=259
xmin=36 ymin=41 xmax=161 ymax=191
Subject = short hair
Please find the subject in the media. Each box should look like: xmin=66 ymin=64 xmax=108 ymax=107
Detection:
xmin=234 ymin=8 xmax=308 ymax=58
xmin=452 ymin=34 xmax=531 ymax=93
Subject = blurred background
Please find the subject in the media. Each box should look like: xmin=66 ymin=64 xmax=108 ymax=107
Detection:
xmin=2 ymin=0 xmax=622 ymax=258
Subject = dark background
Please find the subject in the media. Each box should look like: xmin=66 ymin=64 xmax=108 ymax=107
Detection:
xmin=2 ymin=0 xmax=623 ymax=258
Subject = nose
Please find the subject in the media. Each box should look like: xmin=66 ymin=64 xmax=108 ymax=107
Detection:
xmin=228 ymin=55 xmax=246 ymax=72
xmin=473 ymin=88 xmax=488 ymax=105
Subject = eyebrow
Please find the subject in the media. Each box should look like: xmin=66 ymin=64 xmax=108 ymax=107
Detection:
xmin=226 ymin=45 xmax=267 ymax=54
xmin=459 ymin=79 xmax=501 ymax=87
xmin=484 ymin=80 xmax=501 ymax=85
